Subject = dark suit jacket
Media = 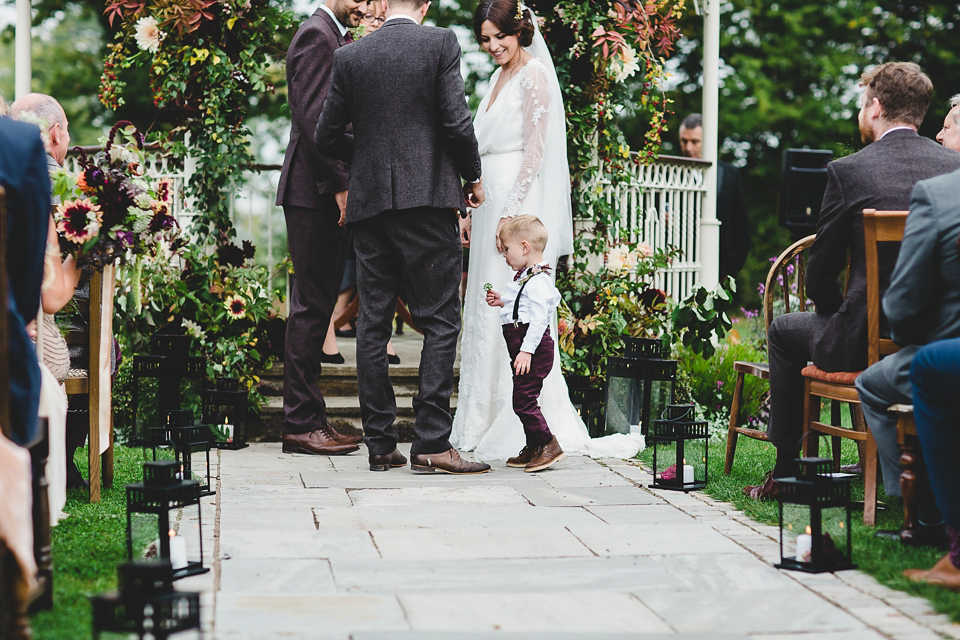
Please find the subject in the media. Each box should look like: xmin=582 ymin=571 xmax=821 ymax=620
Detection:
xmin=805 ymin=129 xmax=960 ymax=371
xmin=314 ymin=18 xmax=481 ymax=223
xmin=717 ymin=161 xmax=749 ymax=278
xmin=884 ymin=168 xmax=960 ymax=347
xmin=0 ymin=117 xmax=50 ymax=445
xmin=276 ymin=8 xmax=351 ymax=208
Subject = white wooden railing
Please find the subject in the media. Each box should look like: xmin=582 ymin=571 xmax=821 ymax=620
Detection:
xmin=66 ymin=147 xmax=709 ymax=301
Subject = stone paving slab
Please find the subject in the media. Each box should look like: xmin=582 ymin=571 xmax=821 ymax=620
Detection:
xmin=208 ymin=444 xmax=956 ymax=639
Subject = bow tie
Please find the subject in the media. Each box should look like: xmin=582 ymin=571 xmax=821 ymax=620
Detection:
xmin=344 ymin=30 xmax=354 ymax=43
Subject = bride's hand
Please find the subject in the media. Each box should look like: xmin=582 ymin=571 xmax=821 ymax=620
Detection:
xmin=459 ymin=213 xmax=471 ymax=248
xmin=495 ymin=216 xmax=508 ymax=252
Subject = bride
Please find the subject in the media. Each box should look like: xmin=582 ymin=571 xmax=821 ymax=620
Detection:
xmin=451 ymin=0 xmax=644 ymax=461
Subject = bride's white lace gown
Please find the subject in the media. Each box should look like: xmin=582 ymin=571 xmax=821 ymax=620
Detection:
xmin=451 ymin=58 xmax=644 ymax=461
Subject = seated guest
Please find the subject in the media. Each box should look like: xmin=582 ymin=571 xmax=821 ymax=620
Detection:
xmin=855 ymin=168 xmax=960 ymax=534
xmin=745 ymin=62 xmax=960 ymax=499
xmin=936 ymin=94 xmax=960 ymax=152
xmin=0 ymin=105 xmax=51 ymax=446
xmin=903 ymin=333 xmax=960 ymax=589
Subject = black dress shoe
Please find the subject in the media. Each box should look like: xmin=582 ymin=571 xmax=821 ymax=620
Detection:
xmin=320 ymin=351 xmax=345 ymax=364
xmin=335 ymin=327 xmax=356 ymax=338
xmin=388 ymin=353 xmax=401 ymax=365
xmin=369 ymin=449 xmax=407 ymax=471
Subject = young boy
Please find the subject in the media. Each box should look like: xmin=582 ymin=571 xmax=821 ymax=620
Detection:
xmin=485 ymin=215 xmax=565 ymax=472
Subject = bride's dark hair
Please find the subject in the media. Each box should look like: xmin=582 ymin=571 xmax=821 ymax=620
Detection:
xmin=473 ymin=0 xmax=535 ymax=48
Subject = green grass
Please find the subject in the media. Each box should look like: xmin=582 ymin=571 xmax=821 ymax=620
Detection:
xmin=31 ymin=445 xmax=168 ymax=640
xmin=642 ymin=435 xmax=960 ymax=621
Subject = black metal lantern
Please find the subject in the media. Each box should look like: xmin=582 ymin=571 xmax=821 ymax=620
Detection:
xmin=126 ymin=460 xmax=209 ymax=581
xmin=202 ymin=377 xmax=250 ymax=449
xmin=604 ymin=337 xmax=676 ymax=437
xmin=566 ymin=375 xmax=605 ymax=438
xmin=151 ymin=411 xmax=213 ymax=497
xmin=132 ymin=335 xmax=206 ymax=446
xmin=649 ymin=404 xmax=708 ymax=492
xmin=91 ymin=560 xmax=201 ymax=639
xmin=775 ymin=458 xmax=856 ymax=573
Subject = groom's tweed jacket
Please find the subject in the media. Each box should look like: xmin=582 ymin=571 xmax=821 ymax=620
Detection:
xmin=314 ymin=18 xmax=481 ymax=223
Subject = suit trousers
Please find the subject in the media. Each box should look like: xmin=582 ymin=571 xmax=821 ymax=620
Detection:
xmin=352 ymin=207 xmax=462 ymax=456
xmin=911 ymin=338 xmax=960 ymax=526
xmin=282 ymin=201 xmax=351 ymax=434
xmin=855 ymin=347 xmax=917 ymax=497
xmin=767 ymin=311 xmax=833 ymax=452
xmin=503 ymin=324 xmax=555 ymax=448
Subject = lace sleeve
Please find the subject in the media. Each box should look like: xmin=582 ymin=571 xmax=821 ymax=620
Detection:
xmin=501 ymin=61 xmax=551 ymax=218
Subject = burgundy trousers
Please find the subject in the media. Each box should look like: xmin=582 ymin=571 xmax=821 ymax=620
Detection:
xmin=502 ymin=324 xmax=555 ymax=448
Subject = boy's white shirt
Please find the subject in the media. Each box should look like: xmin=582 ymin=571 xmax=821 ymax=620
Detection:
xmin=498 ymin=261 xmax=561 ymax=353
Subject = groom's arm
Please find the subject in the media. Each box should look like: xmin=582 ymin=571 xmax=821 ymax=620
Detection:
xmin=314 ymin=51 xmax=355 ymax=164
xmin=436 ymin=29 xmax=481 ymax=183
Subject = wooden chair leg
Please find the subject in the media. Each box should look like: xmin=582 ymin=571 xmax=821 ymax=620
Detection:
xmin=724 ymin=372 xmax=745 ymax=475
xmin=899 ymin=434 xmax=921 ymax=542
xmin=830 ymin=400 xmax=842 ymax=471
xmin=862 ymin=415 xmax=878 ymax=526
xmin=802 ymin=380 xmax=819 ymax=458
xmin=333 ymin=295 xmax=359 ymax=331
xmin=849 ymin=403 xmax=866 ymax=469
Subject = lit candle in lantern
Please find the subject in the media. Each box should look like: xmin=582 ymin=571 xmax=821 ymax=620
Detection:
xmin=795 ymin=526 xmax=813 ymax=563
xmin=224 ymin=416 xmax=234 ymax=443
xmin=682 ymin=458 xmax=694 ymax=484
xmin=168 ymin=529 xmax=188 ymax=570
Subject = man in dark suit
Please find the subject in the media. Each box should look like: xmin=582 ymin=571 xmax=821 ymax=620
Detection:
xmin=745 ymin=62 xmax=960 ymax=499
xmin=0 ymin=115 xmax=51 ymax=446
xmin=855 ymin=168 xmax=960 ymax=524
xmin=276 ymin=0 xmax=369 ymax=456
xmin=678 ymin=113 xmax=749 ymax=279
xmin=315 ymin=0 xmax=489 ymax=474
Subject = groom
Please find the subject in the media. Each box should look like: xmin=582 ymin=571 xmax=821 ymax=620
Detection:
xmin=314 ymin=0 xmax=490 ymax=474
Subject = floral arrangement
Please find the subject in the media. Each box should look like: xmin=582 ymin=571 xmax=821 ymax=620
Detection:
xmin=53 ymin=121 xmax=180 ymax=272
xmin=557 ymin=240 xmax=677 ymax=378
xmin=100 ymin=0 xmax=295 ymax=239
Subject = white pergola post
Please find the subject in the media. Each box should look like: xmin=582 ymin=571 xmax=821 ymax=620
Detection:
xmin=699 ymin=0 xmax=721 ymax=290
xmin=15 ymin=0 xmax=32 ymax=99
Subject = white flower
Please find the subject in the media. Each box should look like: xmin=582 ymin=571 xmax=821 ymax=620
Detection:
xmin=135 ymin=16 xmax=165 ymax=54
xmin=636 ymin=243 xmax=653 ymax=258
xmin=609 ymin=44 xmax=640 ymax=84
xmin=607 ymin=246 xmax=637 ymax=273
xmin=182 ymin=318 xmax=207 ymax=341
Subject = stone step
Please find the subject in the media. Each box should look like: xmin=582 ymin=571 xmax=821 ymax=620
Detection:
xmin=260 ymin=394 xmax=458 ymax=416
xmin=257 ymin=362 xmax=456 ymax=398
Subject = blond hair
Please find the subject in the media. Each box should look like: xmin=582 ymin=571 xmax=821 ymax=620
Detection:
xmin=499 ymin=214 xmax=548 ymax=252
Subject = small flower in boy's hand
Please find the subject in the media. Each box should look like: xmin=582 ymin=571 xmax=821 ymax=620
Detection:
xmin=483 ymin=282 xmax=493 ymax=292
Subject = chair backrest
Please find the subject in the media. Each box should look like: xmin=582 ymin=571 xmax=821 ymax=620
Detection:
xmin=863 ymin=209 xmax=908 ymax=366
xmin=762 ymin=234 xmax=816 ymax=334
xmin=0 ymin=186 xmax=9 ymax=440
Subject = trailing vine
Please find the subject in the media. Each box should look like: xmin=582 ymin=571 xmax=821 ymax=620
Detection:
xmin=99 ymin=0 xmax=296 ymax=241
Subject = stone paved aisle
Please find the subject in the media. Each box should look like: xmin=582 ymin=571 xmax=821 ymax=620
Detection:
xmin=181 ymin=444 xmax=960 ymax=639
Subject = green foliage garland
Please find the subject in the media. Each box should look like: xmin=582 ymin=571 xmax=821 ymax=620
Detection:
xmin=99 ymin=0 xmax=296 ymax=240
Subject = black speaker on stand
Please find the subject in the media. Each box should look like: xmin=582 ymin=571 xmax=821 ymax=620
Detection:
xmin=780 ymin=149 xmax=833 ymax=238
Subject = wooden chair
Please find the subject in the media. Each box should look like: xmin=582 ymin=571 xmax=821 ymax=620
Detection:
xmin=63 ymin=265 xmax=116 ymax=502
xmin=889 ymin=404 xmax=921 ymax=543
xmin=724 ymin=234 xmax=816 ymax=474
xmin=801 ymin=209 xmax=907 ymax=525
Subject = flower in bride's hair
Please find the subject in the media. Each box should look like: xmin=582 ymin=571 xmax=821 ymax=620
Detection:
xmin=56 ymin=199 xmax=102 ymax=245
xmin=224 ymin=294 xmax=247 ymax=320
xmin=134 ymin=16 xmax=165 ymax=54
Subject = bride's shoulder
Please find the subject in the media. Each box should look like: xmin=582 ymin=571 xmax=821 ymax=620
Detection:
xmin=518 ymin=57 xmax=548 ymax=86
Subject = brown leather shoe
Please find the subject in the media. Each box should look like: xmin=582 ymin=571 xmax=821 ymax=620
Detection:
xmin=281 ymin=428 xmax=360 ymax=455
xmin=327 ymin=426 xmax=363 ymax=446
xmin=743 ymin=470 xmax=780 ymax=501
xmin=524 ymin=437 xmax=565 ymax=472
xmin=506 ymin=446 xmax=534 ymax=468
xmin=369 ymin=449 xmax=407 ymax=472
xmin=410 ymin=448 xmax=491 ymax=474
xmin=904 ymin=554 xmax=960 ymax=590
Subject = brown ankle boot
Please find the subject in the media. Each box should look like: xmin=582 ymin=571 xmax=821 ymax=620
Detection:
xmin=506 ymin=446 xmax=534 ymax=468
xmin=524 ymin=437 xmax=565 ymax=472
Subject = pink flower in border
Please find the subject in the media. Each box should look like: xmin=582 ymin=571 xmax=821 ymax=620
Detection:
xmin=56 ymin=199 xmax=102 ymax=245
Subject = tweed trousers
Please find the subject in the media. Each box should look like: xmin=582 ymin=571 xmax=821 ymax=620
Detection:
xmin=352 ymin=207 xmax=462 ymax=456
